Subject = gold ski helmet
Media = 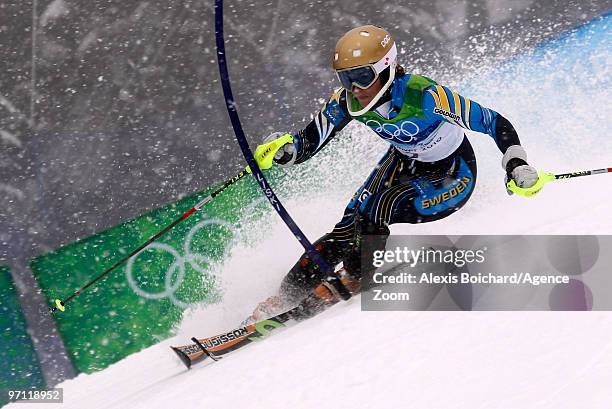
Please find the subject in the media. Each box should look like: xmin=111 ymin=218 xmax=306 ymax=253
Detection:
xmin=333 ymin=25 xmax=397 ymax=116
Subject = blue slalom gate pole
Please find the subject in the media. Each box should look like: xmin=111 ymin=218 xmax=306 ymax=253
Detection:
xmin=213 ymin=0 xmax=350 ymax=299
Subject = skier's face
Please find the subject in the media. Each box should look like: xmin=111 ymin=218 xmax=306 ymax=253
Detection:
xmin=351 ymin=78 xmax=383 ymax=108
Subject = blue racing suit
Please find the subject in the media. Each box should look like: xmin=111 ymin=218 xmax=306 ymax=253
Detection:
xmin=280 ymin=72 xmax=522 ymax=301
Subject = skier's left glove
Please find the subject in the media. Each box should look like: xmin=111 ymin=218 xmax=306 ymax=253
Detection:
xmin=502 ymin=145 xmax=539 ymax=195
xmin=254 ymin=132 xmax=296 ymax=169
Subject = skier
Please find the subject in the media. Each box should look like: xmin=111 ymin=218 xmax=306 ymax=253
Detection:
xmin=250 ymin=25 xmax=539 ymax=318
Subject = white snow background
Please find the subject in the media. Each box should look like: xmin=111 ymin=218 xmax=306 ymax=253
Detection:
xmin=7 ymin=13 xmax=612 ymax=409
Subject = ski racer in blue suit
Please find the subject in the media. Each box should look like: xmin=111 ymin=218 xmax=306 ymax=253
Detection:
xmin=255 ymin=25 xmax=540 ymax=307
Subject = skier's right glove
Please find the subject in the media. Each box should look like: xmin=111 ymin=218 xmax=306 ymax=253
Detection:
xmin=502 ymin=145 xmax=539 ymax=195
xmin=255 ymin=132 xmax=297 ymax=169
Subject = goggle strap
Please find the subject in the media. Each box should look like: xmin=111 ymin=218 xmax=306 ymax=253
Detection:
xmin=372 ymin=43 xmax=397 ymax=74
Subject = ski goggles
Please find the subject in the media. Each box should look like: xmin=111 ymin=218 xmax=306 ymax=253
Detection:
xmin=335 ymin=43 xmax=397 ymax=90
xmin=336 ymin=66 xmax=378 ymax=90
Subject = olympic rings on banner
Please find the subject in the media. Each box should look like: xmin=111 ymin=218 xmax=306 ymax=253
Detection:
xmin=125 ymin=218 xmax=238 ymax=308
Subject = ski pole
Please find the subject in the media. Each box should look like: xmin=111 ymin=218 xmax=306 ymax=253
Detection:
xmin=51 ymin=137 xmax=288 ymax=315
xmin=507 ymin=167 xmax=612 ymax=197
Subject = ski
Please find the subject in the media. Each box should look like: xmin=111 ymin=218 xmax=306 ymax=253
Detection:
xmin=171 ymin=291 xmax=339 ymax=369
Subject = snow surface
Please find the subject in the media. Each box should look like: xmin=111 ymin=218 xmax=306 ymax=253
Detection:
xmin=11 ymin=308 xmax=612 ymax=409
xmin=7 ymin=14 xmax=612 ymax=409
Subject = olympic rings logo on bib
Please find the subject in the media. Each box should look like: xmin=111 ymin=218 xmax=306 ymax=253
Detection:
xmin=365 ymin=119 xmax=420 ymax=142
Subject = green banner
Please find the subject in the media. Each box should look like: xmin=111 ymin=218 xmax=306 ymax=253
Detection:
xmin=0 ymin=266 xmax=45 ymax=406
xmin=31 ymin=173 xmax=273 ymax=373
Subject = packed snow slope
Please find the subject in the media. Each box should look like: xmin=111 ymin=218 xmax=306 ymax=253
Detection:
xmin=8 ymin=13 xmax=611 ymax=409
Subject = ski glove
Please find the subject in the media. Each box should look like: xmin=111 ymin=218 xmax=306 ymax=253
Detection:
xmin=502 ymin=145 xmax=539 ymax=195
xmin=261 ymin=132 xmax=297 ymax=168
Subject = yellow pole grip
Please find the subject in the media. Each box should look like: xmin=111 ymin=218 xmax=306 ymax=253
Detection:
xmin=247 ymin=133 xmax=294 ymax=173
xmin=506 ymin=171 xmax=556 ymax=197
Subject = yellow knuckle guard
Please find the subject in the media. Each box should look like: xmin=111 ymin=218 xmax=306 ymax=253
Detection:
xmin=506 ymin=171 xmax=555 ymax=197
xmin=250 ymin=133 xmax=293 ymax=172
